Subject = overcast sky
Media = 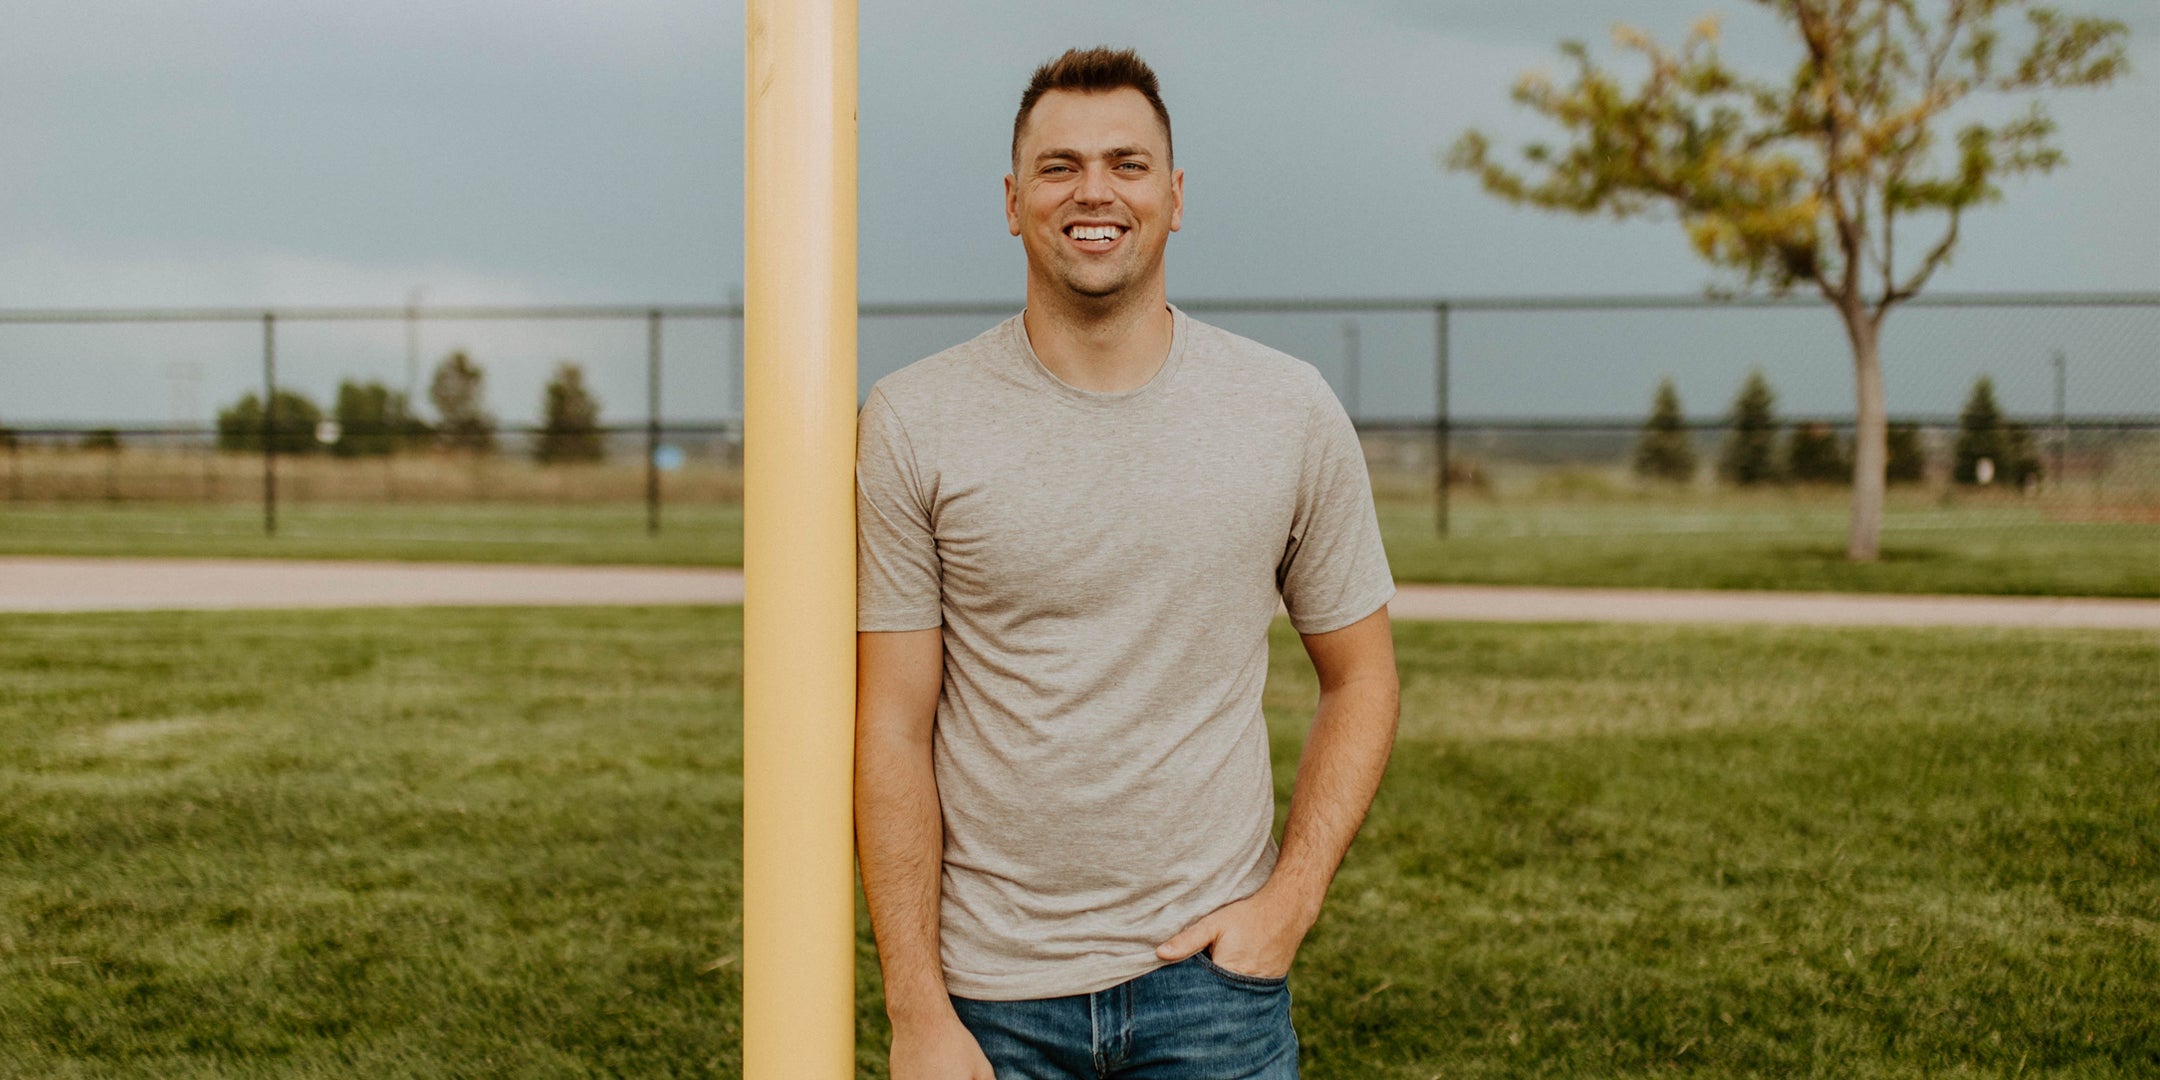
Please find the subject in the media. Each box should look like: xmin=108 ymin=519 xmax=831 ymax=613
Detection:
xmin=3 ymin=0 xmax=2153 ymax=424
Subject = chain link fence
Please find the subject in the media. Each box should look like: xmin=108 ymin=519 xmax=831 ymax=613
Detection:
xmin=2 ymin=295 xmax=2153 ymax=540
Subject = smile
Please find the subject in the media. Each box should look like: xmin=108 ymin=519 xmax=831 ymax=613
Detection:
xmin=1063 ymin=223 xmax=1126 ymax=245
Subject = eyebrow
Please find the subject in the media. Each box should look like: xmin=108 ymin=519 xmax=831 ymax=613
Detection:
xmin=1032 ymin=146 xmax=1156 ymax=167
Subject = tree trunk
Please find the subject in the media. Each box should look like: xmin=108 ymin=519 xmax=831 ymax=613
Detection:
xmin=1843 ymin=307 xmax=1887 ymax=562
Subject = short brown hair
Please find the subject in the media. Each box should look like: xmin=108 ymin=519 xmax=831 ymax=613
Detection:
xmin=1011 ymin=47 xmax=1172 ymax=169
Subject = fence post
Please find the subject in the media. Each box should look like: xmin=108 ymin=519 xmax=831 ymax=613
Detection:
xmin=647 ymin=308 xmax=663 ymax=537
xmin=1342 ymin=319 xmax=1360 ymax=422
xmin=729 ymin=284 xmax=744 ymax=424
xmin=2052 ymin=350 xmax=2068 ymax=490
xmin=1434 ymin=301 xmax=1451 ymax=536
xmin=263 ymin=312 xmax=277 ymax=537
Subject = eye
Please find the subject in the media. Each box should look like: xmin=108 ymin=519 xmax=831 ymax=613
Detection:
xmin=1115 ymin=161 xmax=1147 ymax=172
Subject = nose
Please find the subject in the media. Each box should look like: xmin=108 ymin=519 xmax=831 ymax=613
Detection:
xmin=1075 ymin=160 xmax=1114 ymax=206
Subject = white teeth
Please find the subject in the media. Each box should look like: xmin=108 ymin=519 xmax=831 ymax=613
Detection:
xmin=1069 ymin=225 xmax=1122 ymax=241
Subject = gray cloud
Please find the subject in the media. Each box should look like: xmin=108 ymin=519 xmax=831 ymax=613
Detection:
xmin=0 ymin=0 xmax=2150 ymax=425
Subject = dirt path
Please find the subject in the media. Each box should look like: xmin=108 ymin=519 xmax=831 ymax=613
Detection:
xmin=0 ymin=557 xmax=742 ymax=612
xmin=3 ymin=556 xmax=2156 ymax=630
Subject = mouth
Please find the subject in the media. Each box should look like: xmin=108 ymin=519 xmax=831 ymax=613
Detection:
xmin=1062 ymin=222 xmax=1127 ymax=252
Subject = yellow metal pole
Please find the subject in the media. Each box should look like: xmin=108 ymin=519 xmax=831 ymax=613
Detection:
xmin=743 ymin=0 xmax=857 ymax=1076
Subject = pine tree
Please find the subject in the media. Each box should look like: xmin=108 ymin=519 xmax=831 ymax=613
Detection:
xmin=536 ymin=362 xmax=606 ymax=464
xmin=1632 ymin=377 xmax=1697 ymax=483
xmin=1718 ymin=370 xmax=1781 ymax=486
xmin=429 ymin=350 xmax=496 ymax=454
xmin=1885 ymin=423 xmax=1926 ymax=484
xmin=1785 ymin=422 xmax=1850 ymax=484
xmin=1954 ymin=376 xmax=2042 ymax=486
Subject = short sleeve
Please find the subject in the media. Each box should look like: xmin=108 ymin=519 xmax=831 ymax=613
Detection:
xmin=1276 ymin=385 xmax=1395 ymax=634
xmin=857 ymin=387 xmax=943 ymax=631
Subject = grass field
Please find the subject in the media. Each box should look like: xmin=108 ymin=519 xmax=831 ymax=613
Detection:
xmin=0 ymin=503 xmax=744 ymax=567
xmin=4 ymin=495 xmax=2157 ymax=597
xmin=4 ymin=608 xmax=2155 ymax=1076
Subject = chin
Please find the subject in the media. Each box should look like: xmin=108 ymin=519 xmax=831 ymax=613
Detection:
xmin=1059 ymin=270 xmax=1134 ymax=301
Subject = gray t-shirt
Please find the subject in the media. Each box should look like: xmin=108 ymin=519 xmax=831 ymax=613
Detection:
xmin=856 ymin=306 xmax=1394 ymax=1000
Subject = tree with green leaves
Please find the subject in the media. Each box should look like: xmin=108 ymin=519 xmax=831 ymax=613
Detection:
xmin=1954 ymin=375 xmax=2041 ymax=487
xmin=1633 ymin=376 xmax=1698 ymax=483
xmin=1785 ymin=422 xmax=1851 ymax=483
xmin=332 ymin=380 xmax=427 ymax=458
xmin=1720 ymin=369 xmax=1782 ymax=486
xmin=216 ymin=389 xmax=323 ymax=454
xmin=536 ymin=361 xmax=606 ymax=464
xmin=1448 ymin=1 xmax=2126 ymax=558
xmin=428 ymin=350 xmax=496 ymax=454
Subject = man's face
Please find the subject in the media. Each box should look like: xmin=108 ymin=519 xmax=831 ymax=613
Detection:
xmin=1006 ymin=88 xmax=1183 ymax=303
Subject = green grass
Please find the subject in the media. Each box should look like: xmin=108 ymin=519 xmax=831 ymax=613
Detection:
xmin=0 ymin=503 xmax=742 ymax=566
xmin=1381 ymin=501 xmax=2160 ymax=597
xmin=3 ymin=496 xmax=2157 ymax=596
xmin=3 ymin=609 xmax=2155 ymax=1076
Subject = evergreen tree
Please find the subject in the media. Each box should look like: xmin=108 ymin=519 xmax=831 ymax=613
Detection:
xmin=215 ymin=389 xmax=323 ymax=454
xmin=1718 ymin=370 xmax=1781 ymax=486
xmin=428 ymin=350 xmax=496 ymax=454
xmin=2001 ymin=421 xmax=2044 ymax=489
xmin=536 ymin=361 xmax=606 ymax=464
xmin=1632 ymin=377 xmax=1696 ymax=483
xmin=1885 ymin=423 xmax=1926 ymax=484
xmin=1954 ymin=376 xmax=2042 ymax=486
xmin=1785 ymin=422 xmax=1850 ymax=484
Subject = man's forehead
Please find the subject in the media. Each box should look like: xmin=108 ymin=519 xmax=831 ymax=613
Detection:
xmin=1016 ymin=88 xmax=1170 ymax=159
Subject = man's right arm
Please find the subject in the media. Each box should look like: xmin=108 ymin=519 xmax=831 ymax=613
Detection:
xmin=856 ymin=627 xmax=993 ymax=1079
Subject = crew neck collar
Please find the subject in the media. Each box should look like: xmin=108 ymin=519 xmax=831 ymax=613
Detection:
xmin=1012 ymin=304 xmax=1187 ymax=407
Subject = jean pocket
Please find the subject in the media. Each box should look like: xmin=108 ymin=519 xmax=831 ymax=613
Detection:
xmin=1194 ymin=950 xmax=1289 ymax=989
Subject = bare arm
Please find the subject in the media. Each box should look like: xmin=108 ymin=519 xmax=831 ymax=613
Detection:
xmin=1157 ymin=606 xmax=1400 ymax=975
xmin=856 ymin=628 xmax=992 ymax=1079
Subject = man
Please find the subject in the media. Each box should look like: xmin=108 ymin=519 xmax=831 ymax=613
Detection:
xmin=856 ymin=47 xmax=1400 ymax=1079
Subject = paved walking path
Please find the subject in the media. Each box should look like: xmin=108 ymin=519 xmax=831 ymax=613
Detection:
xmin=3 ymin=556 xmax=2157 ymax=630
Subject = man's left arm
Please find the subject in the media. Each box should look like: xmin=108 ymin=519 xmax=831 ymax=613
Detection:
xmin=1156 ymin=605 xmax=1400 ymax=977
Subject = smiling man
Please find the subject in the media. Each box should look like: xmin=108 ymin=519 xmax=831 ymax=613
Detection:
xmin=855 ymin=47 xmax=1400 ymax=1080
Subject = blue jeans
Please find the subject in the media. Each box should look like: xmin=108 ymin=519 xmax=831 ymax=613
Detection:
xmin=949 ymin=952 xmax=1298 ymax=1079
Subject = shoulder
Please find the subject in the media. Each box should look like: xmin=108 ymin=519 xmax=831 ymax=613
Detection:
xmin=1179 ymin=314 xmax=1339 ymax=418
xmin=868 ymin=316 xmax=1018 ymax=419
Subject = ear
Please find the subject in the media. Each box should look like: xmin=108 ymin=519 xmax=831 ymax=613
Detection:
xmin=1005 ymin=173 xmax=1022 ymax=237
xmin=1168 ymin=167 xmax=1184 ymax=233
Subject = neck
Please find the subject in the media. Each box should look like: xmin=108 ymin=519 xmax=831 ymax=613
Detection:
xmin=1022 ymin=274 xmax=1174 ymax=393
